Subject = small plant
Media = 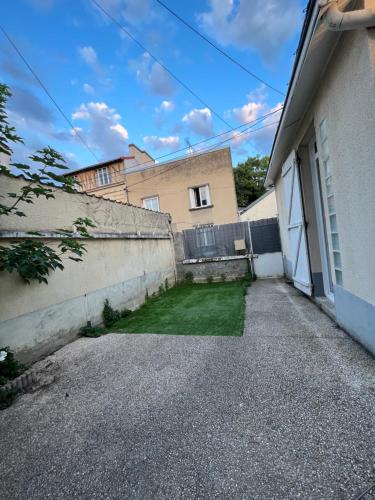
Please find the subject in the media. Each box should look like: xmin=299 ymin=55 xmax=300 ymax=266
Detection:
xmin=158 ymin=283 xmax=165 ymax=295
xmin=206 ymin=275 xmax=213 ymax=284
xmin=145 ymin=288 xmax=149 ymax=301
xmin=102 ymin=299 xmax=120 ymax=327
xmin=0 ymin=386 xmax=18 ymax=410
xmin=79 ymin=325 xmax=105 ymax=338
xmin=120 ymin=308 xmax=131 ymax=319
xmin=0 ymin=347 xmax=25 ymax=386
xmin=220 ymin=273 xmax=226 ymax=282
xmin=184 ymin=272 xmax=194 ymax=284
xmin=165 ymin=278 xmax=169 ymax=290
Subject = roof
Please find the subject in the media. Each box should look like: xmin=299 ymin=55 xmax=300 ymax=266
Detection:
xmin=239 ymin=188 xmax=275 ymax=215
xmin=66 ymin=156 xmax=132 ymax=176
xmin=265 ymin=0 xmax=354 ymax=186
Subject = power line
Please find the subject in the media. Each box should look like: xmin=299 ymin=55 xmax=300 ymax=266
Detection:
xmin=74 ymin=106 xmax=283 ymax=190
xmin=0 ymin=25 xmax=100 ymax=162
xmin=91 ymin=0 xmax=233 ymax=129
xmin=155 ymin=0 xmax=285 ymax=97
xmin=127 ymin=120 xmax=279 ymax=189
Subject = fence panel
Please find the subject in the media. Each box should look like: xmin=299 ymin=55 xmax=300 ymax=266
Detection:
xmin=182 ymin=218 xmax=281 ymax=260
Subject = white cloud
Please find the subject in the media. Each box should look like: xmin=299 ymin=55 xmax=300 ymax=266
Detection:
xmin=182 ymin=108 xmax=213 ymax=137
xmin=83 ymin=83 xmax=94 ymax=94
xmin=197 ymin=0 xmax=301 ymax=62
xmin=94 ymin=0 xmax=152 ymax=26
xmin=72 ymin=101 xmax=129 ymax=158
xmin=158 ymin=100 xmax=174 ymax=112
xmin=129 ymin=53 xmax=175 ymax=97
xmin=78 ymin=46 xmax=103 ymax=75
xmin=143 ymin=135 xmax=180 ymax=151
xmin=231 ymin=101 xmax=263 ymax=125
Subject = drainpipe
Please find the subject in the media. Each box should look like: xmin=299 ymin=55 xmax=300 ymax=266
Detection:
xmin=319 ymin=0 xmax=375 ymax=30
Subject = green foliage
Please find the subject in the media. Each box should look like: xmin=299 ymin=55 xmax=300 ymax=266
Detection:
xmin=183 ymin=271 xmax=194 ymax=284
xmin=233 ymin=155 xmax=269 ymax=208
xmin=164 ymin=278 xmax=169 ymax=290
xmin=0 ymin=386 xmax=18 ymax=410
xmin=0 ymin=83 xmax=95 ymax=284
xmin=79 ymin=325 xmax=106 ymax=338
xmin=220 ymin=273 xmax=226 ymax=282
xmin=0 ymin=347 xmax=25 ymax=386
xmin=102 ymin=299 xmax=121 ymax=327
xmin=158 ymin=283 xmax=165 ymax=295
xmin=206 ymin=275 xmax=213 ymax=284
xmin=120 ymin=308 xmax=131 ymax=319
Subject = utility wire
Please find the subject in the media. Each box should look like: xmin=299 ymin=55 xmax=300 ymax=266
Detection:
xmin=0 ymin=25 xmax=100 ymax=162
xmin=126 ymin=121 xmax=279 ymax=189
xmin=76 ymin=106 xmax=283 ymax=189
xmin=155 ymin=0 xmax=285 ymax=97
xmin=91 ymin=0 xmax=233 ymax=129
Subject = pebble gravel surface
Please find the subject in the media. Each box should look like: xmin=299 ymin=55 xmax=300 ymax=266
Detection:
xmin=1 ymin=279 xmax=374 ymax=499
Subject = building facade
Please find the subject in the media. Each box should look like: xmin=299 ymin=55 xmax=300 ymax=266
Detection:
xmin=266 ymin=0 xmax=375 ymax=354
xmin=238 ymin=189 xmax=277 ymax=222
xmin=67 ymin=145 xmax=238 ymax=231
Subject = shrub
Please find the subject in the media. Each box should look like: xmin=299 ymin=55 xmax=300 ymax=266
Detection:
xmin=102 ymin=299 xmax=121 ymax=327
xmin=0 ymin=386 xmax=18 ymax=410
xmin=165 ymin=278 xmax=169 ymax=290
xmin=184 ymin=272 xmax=194 ymax=284
xmin=0 ymin=347 xmax=25 ymax=386
xmin=79 ymin=325 xmax=105 ymax=338
xmin=120 ymin=308 xmax=131 ymax=319
xmin=206 ymin=275 xmax=213 ymax=284
xmin=158 ymin=283 xmax=165 ymax=295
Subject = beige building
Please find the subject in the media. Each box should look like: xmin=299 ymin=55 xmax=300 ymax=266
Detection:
xmin=67 ymin=145 xmax=238 ymax=231
xmin=266 ymin=0 xmax=375 ymax=354
xmin=238 ymin=189 xmax=277 ymax=222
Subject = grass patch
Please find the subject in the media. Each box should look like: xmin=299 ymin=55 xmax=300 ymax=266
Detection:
xmin=111 ymin=279 xmax=249 ymax=336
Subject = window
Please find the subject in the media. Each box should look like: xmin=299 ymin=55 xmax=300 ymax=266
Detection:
xmin=319 ymin=119 xmax=343 ymax=286
xmin=96 ymin=166 xmax=111 ymax=186
xmin=143 ymin=196 xmax=160 ymax=212
xmin=196 ymin=226 xmax=215 ymax=247
xmin=189 ymin=185 xmax=211 ymax=209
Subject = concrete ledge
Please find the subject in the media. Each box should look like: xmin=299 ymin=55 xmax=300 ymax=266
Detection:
xmin=182 ymin=255 xmax=249 ymax=264
xmin=0 ymin=230 xmax=171 ymax=240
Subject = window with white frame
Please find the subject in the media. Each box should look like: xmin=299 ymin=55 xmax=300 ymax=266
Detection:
xmin=96 ymin=166 xmax=111 ymax=186
xmin=143 ymin=196 xmax=160 ymax=212
xmin=196 ymin=226 xmax=215 ymax=247
xmin=319 ymin=118 xmax=343 ymax=286
xmin=189 ymin=184 xmax=211 ymax=209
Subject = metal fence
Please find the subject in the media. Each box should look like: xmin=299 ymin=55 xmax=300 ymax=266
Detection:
xmin=182 ymin=218 xmax=281 ymax=260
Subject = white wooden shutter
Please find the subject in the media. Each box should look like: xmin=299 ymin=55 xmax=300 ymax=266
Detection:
xmin=282 ymin=151 xmax=312 ymax=295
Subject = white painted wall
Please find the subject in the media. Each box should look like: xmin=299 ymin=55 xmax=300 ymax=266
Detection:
xmin=0 ymin=176 xmax=176 ymax=362
xmin=253 ymin=252 xmax=284 ymax=278
xmin=275 ymin=29 xmax=375 ymax=306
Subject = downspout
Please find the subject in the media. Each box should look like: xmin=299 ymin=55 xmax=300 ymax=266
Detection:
xmin=319 ymin=0 xmax=375 ymax=30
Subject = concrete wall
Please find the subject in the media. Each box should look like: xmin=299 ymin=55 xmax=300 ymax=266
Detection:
xmin=71 ymin=147 xmax=239 ymax=232
xmin=177 ymin=257 xmax=249 ymax=282
xmin=239 ymin=190 xmax=277 ymax=222
xmin=274 ymin=28 xmax=375 ymax=353
xmin=0 ymin=175 xmax=176 ymax=363
xmin=253 ymin=253 xmax=284 ymax=279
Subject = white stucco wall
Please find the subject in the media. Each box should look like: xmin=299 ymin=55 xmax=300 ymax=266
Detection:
xmin=239 ymin=190 xmax=278 ymax=222
xmin=0 ymin=176 xmax=176 ymax=362
xmin=275 ymin=29 xmax=375 ymax=306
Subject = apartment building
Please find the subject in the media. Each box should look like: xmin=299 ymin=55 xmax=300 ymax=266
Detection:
xmin=66 ymin=144 xmax=238 ymax=231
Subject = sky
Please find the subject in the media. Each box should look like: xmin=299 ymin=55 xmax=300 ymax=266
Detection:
xmin=1 ymin=0 xmax=307 ymax=172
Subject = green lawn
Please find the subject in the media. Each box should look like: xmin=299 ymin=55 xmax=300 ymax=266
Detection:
xmin=111 ymin=280 xmax=249 ymax=336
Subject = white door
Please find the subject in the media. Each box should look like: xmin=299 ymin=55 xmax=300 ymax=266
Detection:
xmin=282 ymin=151 xmax=312 ymax=295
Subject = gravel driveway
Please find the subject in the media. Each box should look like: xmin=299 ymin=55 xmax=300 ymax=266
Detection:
xmin=1 ymin=279 xmax=374 ymax=499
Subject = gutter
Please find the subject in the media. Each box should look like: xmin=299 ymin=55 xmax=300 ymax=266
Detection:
xmin=319 ymin=0 xmax=375 ymax=30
